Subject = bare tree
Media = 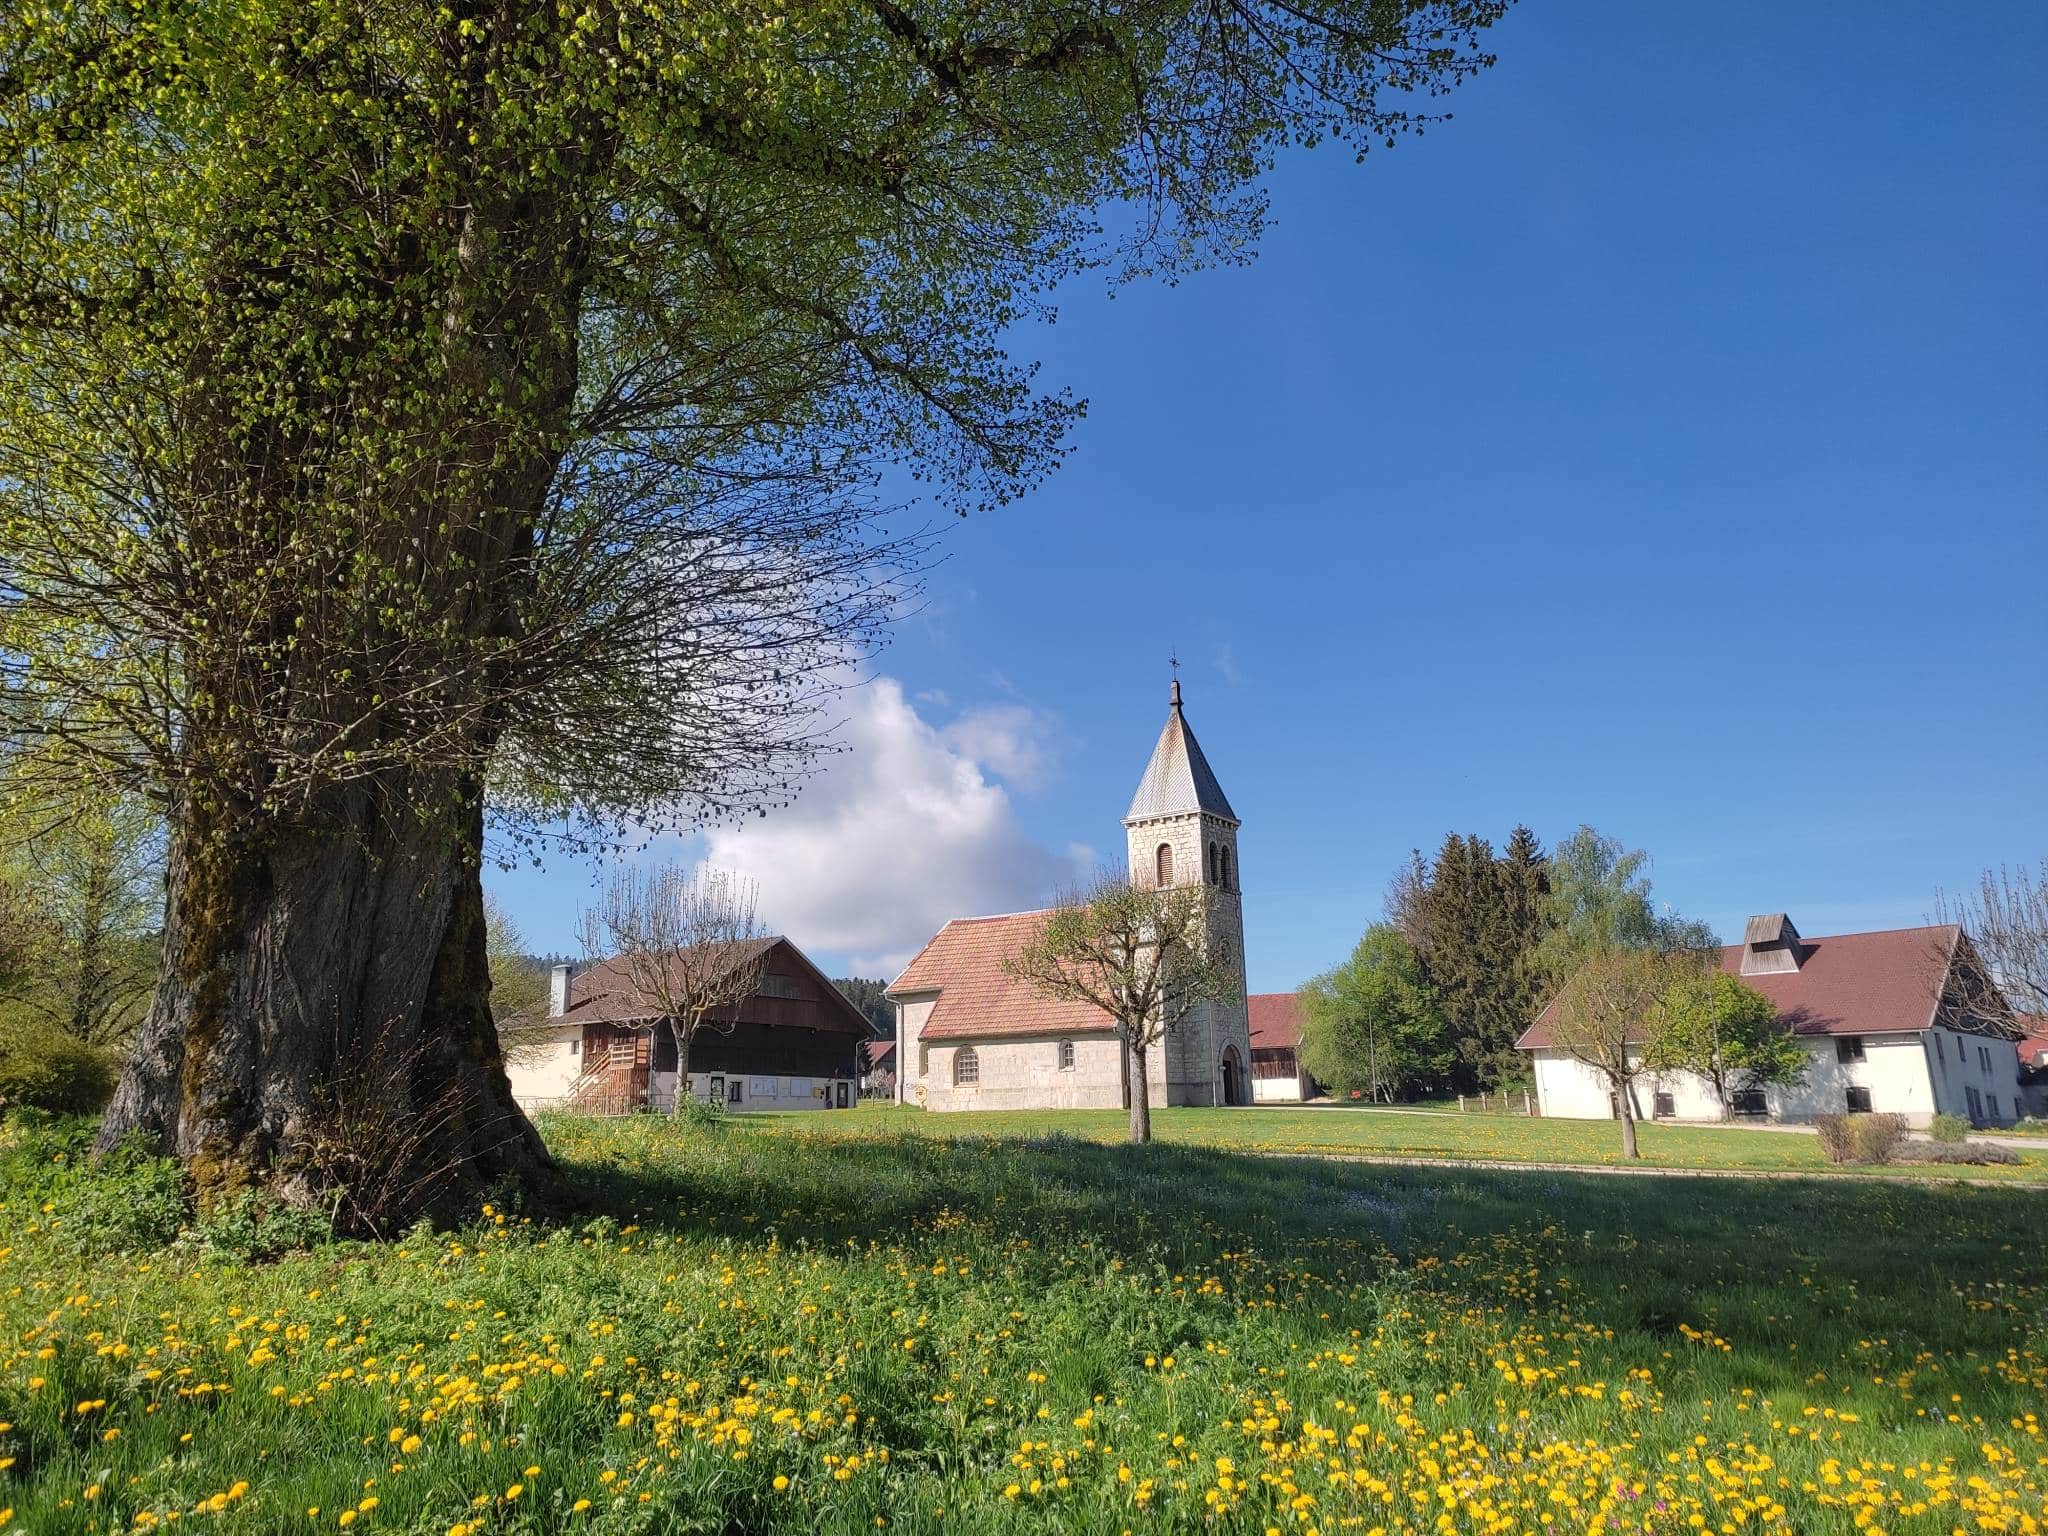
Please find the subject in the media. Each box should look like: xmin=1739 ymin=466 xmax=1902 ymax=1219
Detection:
xmin=1545 ymin=946 xmax=1708 ymax=1159
xmin=1938 ymin=861 xmax=2048 ymax=1020
xmin=1005 ymin=869 xmax=1241 ymax=1144
xmin=580 ymin=866 xmax=767 ymax=1109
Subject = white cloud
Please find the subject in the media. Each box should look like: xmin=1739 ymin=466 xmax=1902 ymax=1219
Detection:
xmin=940 ymin=703 xmax=1060 ymax=792
xmin=695 ymin=678 xmax=1085 ymax=977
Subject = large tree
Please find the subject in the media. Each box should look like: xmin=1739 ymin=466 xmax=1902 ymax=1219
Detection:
xmin=0 ymin=0 xmax=1508 ymax=1213
xmin=1005 ymin=870 xmax=1240 ymax=1144
xmin=1298 ymin=923 xmax=1451 ymax=1103
xmin=1939 ymin=860 xmax=2048 ymax=1021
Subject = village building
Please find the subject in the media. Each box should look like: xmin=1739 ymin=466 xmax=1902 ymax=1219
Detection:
xmin=1516 ymin=915 xmax=2026 ymax=1127
xmin=888 ymin=680 xmax=1254 ymax=1111
xmin=1248 ymin=992 xmax=1318 ymax=1102
xmin=2017 ymin=1016 xmax=2048 ymax=1120
xmin=502 ymin=936 xmax=868 ymax=1113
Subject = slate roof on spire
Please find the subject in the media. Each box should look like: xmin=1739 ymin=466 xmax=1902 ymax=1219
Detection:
xmin=1124 ymin=684 xmax=1237 ymax=824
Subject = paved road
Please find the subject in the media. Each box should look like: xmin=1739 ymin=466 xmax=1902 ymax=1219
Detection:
xmin=1259 ymin=1101 xmax=2048 ymax=1153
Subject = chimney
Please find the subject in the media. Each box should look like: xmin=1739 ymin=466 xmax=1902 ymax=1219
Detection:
xmin=549 ymin=963 xmax=573 ymax=1018
xmin=1740 ymin=914 xmax=1805 ymax=976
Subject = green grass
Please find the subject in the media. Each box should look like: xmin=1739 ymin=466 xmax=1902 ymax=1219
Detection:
xmin=785 ymin=1102 xmax=2048 ymax=1181
xmin=0 ymin=1111 xmax=2043 ymax=1535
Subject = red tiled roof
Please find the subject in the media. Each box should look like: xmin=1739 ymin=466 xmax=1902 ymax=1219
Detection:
xmin=885 ymin=910 xmax=1117 ymax=1042
xmin=2017 ymin=1015 xmax=2048 ymax=1072
xmin=865 ymin=1038 xmax=896 ymax=1067
xmin=1248 ymin=992 xmax=1304 ymax=1052
xmin=1517 ymin=924 xmax=1968 ymax=1050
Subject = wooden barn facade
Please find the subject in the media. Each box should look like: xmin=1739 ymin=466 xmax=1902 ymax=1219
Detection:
xmin=503 ymin=936 xmax=870 ymax=1114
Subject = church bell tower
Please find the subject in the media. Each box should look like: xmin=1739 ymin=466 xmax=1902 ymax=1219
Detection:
xmin=1122 ymin=675 xmax=1253 ymax=1106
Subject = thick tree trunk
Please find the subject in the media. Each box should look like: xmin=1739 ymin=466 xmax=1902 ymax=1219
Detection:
xmin=1128 ymin=1039 xmax=1152 ymax=1144
xmin=96 ymin=782 xmax=551 ymax=1230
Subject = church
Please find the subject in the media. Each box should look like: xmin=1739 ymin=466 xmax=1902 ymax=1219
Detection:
xmin=888 ymin=679 xmax=1254 ymax=1111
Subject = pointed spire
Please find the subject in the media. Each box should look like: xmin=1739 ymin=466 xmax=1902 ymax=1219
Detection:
xmin=1125 ymin=677 xmax=1236 ymax=825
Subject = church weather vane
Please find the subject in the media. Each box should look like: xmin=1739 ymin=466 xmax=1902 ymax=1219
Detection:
xmin=1169 ymin=648 xmax=1182 ymax=705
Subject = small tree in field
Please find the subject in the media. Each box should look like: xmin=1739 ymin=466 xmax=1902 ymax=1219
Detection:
xmin=1546 ymin=946 xmax=1707 ymax=1159
xmin=580 ymin=867 xmax=767 ymax=1108
xmin=1006 ymin=872 xmax=1241 ymax=1144
xmin=1645 ymin=970 xmax=1805 ymax=1117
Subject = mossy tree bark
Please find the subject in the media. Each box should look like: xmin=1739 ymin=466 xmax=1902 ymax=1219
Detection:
xmin=97 ymin=784 xmax=550 ymax=1227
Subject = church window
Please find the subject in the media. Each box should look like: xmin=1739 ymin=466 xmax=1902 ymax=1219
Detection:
xmin=1057 ymin=1040 xmax=1075 ymax=1071
xmin=1220 ymin=846 xmax=1233 ymax=889
xmin=954 ymin=1047 xmax=980 ymax=1087
xmin=1155 ymin=842 xmax=1174 ymax=888
xmin=1208 ymin=843 xmax=1219 ymax=884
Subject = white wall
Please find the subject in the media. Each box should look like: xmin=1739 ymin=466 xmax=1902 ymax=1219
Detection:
xmin=655 ymin=1070 xmax=845 ymax=1113
xmin=1254 ymin=1074 xmax=1305 ymax=1103
xmin=504 ymin=1025 xmax=584 ymax=1108
xmin=915 ymin=1033 xmax=1139 ymax=1112
xmin=1528 ymin=1030 xmax=2019 ymax=1128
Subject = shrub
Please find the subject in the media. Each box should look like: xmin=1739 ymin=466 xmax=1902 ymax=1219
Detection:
xmin=0 ymin=1018 xmax=118 ymax=1114
xmin=1929 ymin=1112 xmax=1970 ymax=1144
xmin=181 ymin=1188 xmax=336 ymax=1262
xmin=1899 ymin=1140 xmax=2022 ymax=1167
xmin=1814 ymin=1113 xmax=1908 ymax=1165
xmin=0 ymin=1111 xmax=187 ymax=1252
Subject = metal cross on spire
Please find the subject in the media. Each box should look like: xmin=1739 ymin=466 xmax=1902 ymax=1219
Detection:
xmin=1168 ymin=648 xmax=1182 ymax=707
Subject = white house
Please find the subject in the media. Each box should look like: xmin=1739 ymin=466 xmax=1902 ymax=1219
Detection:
xmin=889 ymin=678 xmax=1254 ymax=1112
xmin=1517 ymin=914 xmax=2026 ymax=1128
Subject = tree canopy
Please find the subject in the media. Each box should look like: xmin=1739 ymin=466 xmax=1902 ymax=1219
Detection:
xmin=1298 ymin=923 xmax=1452 ymax=1102
xmin=0 ymin=0 xmax=1512 ymax=1208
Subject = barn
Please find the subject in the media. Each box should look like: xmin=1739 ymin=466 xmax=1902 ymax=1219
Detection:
xmin=502 ymin=936 xmax=869 ymax=1114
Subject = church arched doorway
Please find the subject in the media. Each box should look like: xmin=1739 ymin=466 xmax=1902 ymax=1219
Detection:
xmin=1220 ymin=1044 xmax=1245 ymax=1107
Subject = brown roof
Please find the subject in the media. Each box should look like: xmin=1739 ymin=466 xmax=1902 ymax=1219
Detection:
xmin=1517 ymin=923 xmax=1987 ymax=1050
xmin=865 ymin=1038 xmax=896 ymax=1067
xmin=1248 ymin=992 xmax=1304 ymax=1052
xmin=886 ymin=910 xmax=1117 ymax=1042
xmin=551 ymin=936 xmax=871 ymax=1035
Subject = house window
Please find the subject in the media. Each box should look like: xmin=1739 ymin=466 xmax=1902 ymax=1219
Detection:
xmin=1988 ymin=1095 xmax=2001 ymax=1121
xmin=726 ymin=1079 xmax=743 ymax=1105
xmin=1156 ymin=843 xmax=1174 ymax=888
xmin=1057 ymin=1040 xmax=1075 ymax=1071
xmin=1934 ymin=1034 xmax=1944 ymax=1063
xmin=570 ymin=1037 xmax=580 ymax=1057
xmin=751 ymin=1077 xmax=776 ymax=1098
xmin=1978 ymin=1045 xmax=1991 ymax=1074
xmin=954 ymin=1047 xmax=980 ymax=1087
xmin=1729 ymin=1088 xmax=1767 ymax=1117
xmin=1652 ymin=1091 xmax=1675 ymax=1119
xmin=1836 ymin=1036 xmax=1865 ymax=1064
xmin=788 ymin=1076 xmax=813 ymax=1100
xmin=1966 ymin=1085 xmax=1982 ymax=1122
xmin=1844 ymin=1086 xmax=1873 ymax=1113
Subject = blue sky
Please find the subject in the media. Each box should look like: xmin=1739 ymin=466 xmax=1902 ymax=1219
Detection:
xmin=490 ymin=0 xmax=2048 ymax=991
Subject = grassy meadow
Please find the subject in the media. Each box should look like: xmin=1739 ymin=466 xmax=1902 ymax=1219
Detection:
xmin=788 ymin=1103 xmax=2048 ymax=1181
xmin=0 ymin=1110 xmax=2043 ymax=1536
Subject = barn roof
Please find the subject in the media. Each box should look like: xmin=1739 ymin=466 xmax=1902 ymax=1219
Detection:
xmin=543 ymin=936 xmax=872 ymax=1035
xmin=885 ymin=910 xmax=1117 ymax=1042
xmin=1248 ymin=992 xmax=1304 ymax=1052
xmin=1515 ymin=923 xmax=2011 ymax=1050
